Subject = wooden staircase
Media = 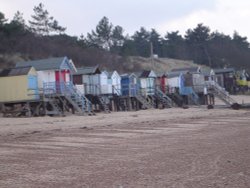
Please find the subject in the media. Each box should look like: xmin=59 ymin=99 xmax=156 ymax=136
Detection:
xmin=97 ymin=96 xmax=110 ymax=113
xmin=168 ymin=93 xmax=183 ymax=107
xmin=189 ymin=89 xmax=200 ymax=105
xmin=115 ymin=97 xmax=128 ymax=111
xmin=206 ymin=81 xmax=237 ymax=106
xmin=179 ymin=85 xmax=200 ymax=106
xmin=43 ymin=93 xmax=63 ymax=116
xmin=43 ymin=82 xmax=93 ymax=115
xmin=64 ymin=82 xmax=93 ymax=115
xmin=155 ymin=88 xmax=173 ymax=108
xmin=135 ymin=94 xmax=154 ymax=109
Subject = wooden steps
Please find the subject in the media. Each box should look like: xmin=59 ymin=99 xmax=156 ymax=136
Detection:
xmin=97 ymin=96 xmax=110 ymax=113
xmin=155 ymin=88 xmax=173 ymax=108
xmin=207 ymin=82 xmax=237 ymax=106
xmin=135 ymin=94 xmax=154 ymax=109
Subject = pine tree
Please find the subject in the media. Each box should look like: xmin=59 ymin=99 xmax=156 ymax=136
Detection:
xmin=110 ymin=25 xmax=125 ymax=53
xmin=12 ymin=11 xmax=25 ymax=26
xmin=132 ymin=27 xmax=151 ymax=57
xmin=0 ymin=12 xmax=7 ymax=27
xmin=87 ymin=16 xmax=113 ymax=50
xmin=3 ymin=11 xmax=27 ymax=35
xmin=29 ymin=3 xmax=66 ymax=35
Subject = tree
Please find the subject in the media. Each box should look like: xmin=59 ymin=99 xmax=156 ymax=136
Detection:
xmin=29 ymin=3 xmax=66 ymax=35
xmin=50 ymin=20 xmax=66 ymax=35
xmin=110 ymin=25 xmax=125 ymax=53
xmin=77 ymin=34 xmax=88 ymax=48
xmin=162 ymin=31 xmax=187 ymax=59
xmin=132 ymin=27 xmax=151 ymax=57
xmin=232 ymin=31 xmax=249 ymax=50
xmin=7 ymin=11 xmax=27 ymax=33
xmin=209 ymin=31 xmax=232 ymax=67
xmin=120 ymin=38 xmax=137 ymax=56
xmin=185 ymin=23 xmax=210 ymax=44
xmin=111 ymin=25 xmax=124 ymax=47
xmin=0 ymin=11 xmax=26 ymax=37
xmin=0 ymin=12 xmax=7 ymax=27
xmin=12 ymin=11 xmax=25 ymax=26
xmin=185 ymin=23 xmax=211 ymax=66
xmin=87 ymin=16 xmax=113 ymax=50
xmin=149 ymin=29 xmax=162 ymax=56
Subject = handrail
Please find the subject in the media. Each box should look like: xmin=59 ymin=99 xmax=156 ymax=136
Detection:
xmin=112 ymin=85 xmax=122 ymax=96
xmin=66 ymin=82 xmax=92 ymax=112
xmin=155 ymin=87 xmax=173 ymax=106
xmin=43 ymin=81 xmax=92 ymax=113
xmin=205 ymin=80 xmax=236 ymax=105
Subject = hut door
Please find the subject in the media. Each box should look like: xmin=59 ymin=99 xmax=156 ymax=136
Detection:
xmin=147 ymin=78 xmax=154 ymax=95
xmin=161 ymin=77 xmax=166 ymax=93
xmin=55 ymin=71 xmax=67 ymax=83
xmin=55 ymin=71 xmax=68 ymax=93
xmin=28 ymin=75 xmax=38 ymax=89
xmin=28 ymin=75 xmax=39 ymax=99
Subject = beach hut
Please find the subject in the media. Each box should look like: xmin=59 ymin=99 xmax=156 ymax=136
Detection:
xmin=214 ymin=68 xmax=236 ymax=93
xmin=73 ymin=66 xmax=101 ymax=95
xmin=16 ymin=57 xmax=76 ymax=93
xmin=107 ymin=70 xmax=121 ymax=95
xmin=121 ymin=73 xmax=138 ymax=96
xmin=166 ymin=72 xmax=180 ymax=87
xmin=73 ymin=66 xmax=113 ymax=112
xmin=139 ymin=70 xmax=157 ymax=96
xmin=166 ymin=72 xmax=181 ymax=93
xmin=170 ymin=67 xmax=205 ymax=93
xmin=166 ymin=68 xmax=200 ymax=104
xmin=0 ymin=66 xmax=39 ymax=102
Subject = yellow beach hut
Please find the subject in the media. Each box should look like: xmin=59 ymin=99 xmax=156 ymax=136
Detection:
xmin=0 ymin=66 xmax=39 ymax=103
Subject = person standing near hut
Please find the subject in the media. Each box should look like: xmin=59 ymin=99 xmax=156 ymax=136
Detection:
xmin=204 ymin=86 xmax=208 ymax=105
xmin=210 ymin=93 xmax=215 ymax=105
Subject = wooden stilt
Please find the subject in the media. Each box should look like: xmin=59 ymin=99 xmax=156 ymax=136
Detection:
xmin=26 ymin=102 xmax=31 ymax=117
xmin=135 ymin=97 xmax=140 ymax=110
xmin=2 ymin=103 xmax=6 ymax=116
xmin=111 ymin=99 xmax=115 ymax=112
xmin=128 ymin=97 xmax=132 ymax=111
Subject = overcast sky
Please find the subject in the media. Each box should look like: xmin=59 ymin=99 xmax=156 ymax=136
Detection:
xmin=1 ymin=0 xmax=250 ymax=39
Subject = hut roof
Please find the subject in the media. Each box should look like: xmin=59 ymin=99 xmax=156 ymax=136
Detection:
xmin=166 ymin=71 xmax=181 ymax=78
xmin=155 ymin=71 xmax=167 ymax=77
xmin=132 ymin=72 xmax=141 ymax=77
xmin=0 ymin=66 xmax=33 ymax=77
xmin=16 ymin=57 xmax=74 ymax=71
xmin=171 ymin=67 xmax=200 ymax=73
xmin=106 ymin=71 xmax=119 ymax=79
xmin=74 ymin=65 xmax=101 ymax=75
xmin=121 ymin=73 xmax=137 ymax=78
xmin=140 ymin=70 xmax=156 ymax=78
xmin=214 ymin=68 xmax=235 ymax=74
xmin=140 ymin=70 xmax=151 ymax=78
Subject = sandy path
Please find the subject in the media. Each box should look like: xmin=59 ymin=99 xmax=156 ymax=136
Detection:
xmin=0 ymin=98 xmax=250 ymax=187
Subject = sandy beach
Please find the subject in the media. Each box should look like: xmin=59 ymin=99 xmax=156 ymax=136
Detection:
xmin=0 ymin=95 xmax=250 ymax=187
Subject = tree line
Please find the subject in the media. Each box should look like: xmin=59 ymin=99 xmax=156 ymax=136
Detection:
xmin=0 ymin=3 xmax=250 ymax=71
xmin=85 ymin=17 xmax=250 ymax=70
